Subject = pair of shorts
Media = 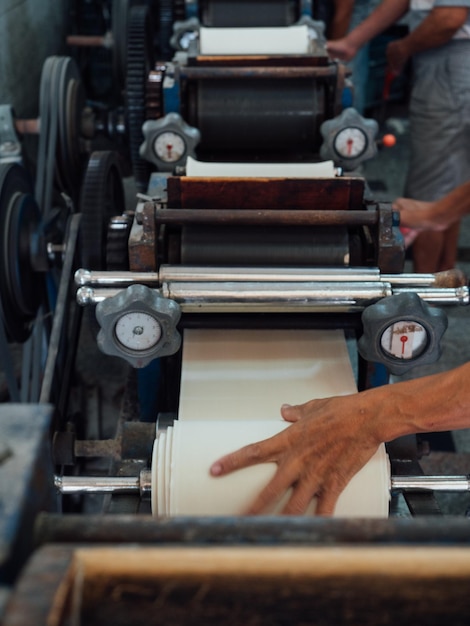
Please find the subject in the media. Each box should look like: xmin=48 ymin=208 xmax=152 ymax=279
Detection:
xmin=405 ymin=41 xmax=470 ymax=201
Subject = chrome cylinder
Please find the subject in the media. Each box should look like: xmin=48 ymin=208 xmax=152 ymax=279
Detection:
xmin=391 ymin=475 xmax=470 ymax=492
xmin=159 ymin=266 xmax=381 ymax=284
xmin=393 ymin=286 xmax=469 ymax=305
xmin=54 ymin=470 xmax=152 ymax=498
xmin=161 ymin=281 xmax=392 ymax=313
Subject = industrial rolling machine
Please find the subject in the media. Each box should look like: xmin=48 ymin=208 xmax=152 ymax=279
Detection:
xmin=137 ymin=18 xmax=380 ymax=192
xmin=70 ymin=158 xmax=470 ymax=514
xmin=4 ymin=163 xmax=470 ymax=625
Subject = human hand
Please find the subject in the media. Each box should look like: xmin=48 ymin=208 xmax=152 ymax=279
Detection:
xmin=210 ymin=395 xmax=381 ymax=516
xmin=326 ymin=37 xmax=358 ymax=62
xmin=393 ymin=197 xmax=448 ymax=232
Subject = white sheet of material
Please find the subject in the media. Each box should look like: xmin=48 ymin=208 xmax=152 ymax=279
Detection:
xmin=199 ymin=25 xmax=312 ymax=56
xmin=185 ymin=156 xmax=336 ymax=178
xmin=150 ymin=328 xmax=390 ymax=518
xmin=178 ymin=329 xmax=358 ymax=421
xmin=151 ymin=420 xmax=390 ymax=518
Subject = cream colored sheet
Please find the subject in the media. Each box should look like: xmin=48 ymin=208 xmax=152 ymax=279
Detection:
xmin=151 ymin=420 xmax=390 ymax=518
xmin=151 ymin=328 xmax=390 ymax=518
xmin=185 ymin=156 xmax=336 ymax=178
xmin=178 ymin=329 xmax=357 ymax=421
xmin=199 ymin=25 xmax=312 ymax=56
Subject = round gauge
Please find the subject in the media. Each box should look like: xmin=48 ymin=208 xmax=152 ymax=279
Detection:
xmin=115 ymin=311 xmax=162 ymax=352
xmin=153 ymin=131 xmax=186 ymax=163
xmin=333 ymin=127 xmax=368 ymax=159
xmin=380 ymin=321 xmax=428 ymax=361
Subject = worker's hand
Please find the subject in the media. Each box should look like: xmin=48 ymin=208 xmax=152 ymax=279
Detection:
xmin=386 ymin=39 xmax=411 ymax=75
xmin=394 ymin=197 xmax=450 ymax=232
xmin=325 ymin=37 xmax=358 ymax=62
xmin=210 ymin=395 xmax=381 ymax=516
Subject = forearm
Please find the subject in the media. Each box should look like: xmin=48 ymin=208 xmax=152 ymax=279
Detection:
xmin=347 ymin=0 xmax=409 ymax=50
xmin=362 ymin=362 xmax=470 ymax=444
xmin=433 ymin=180 xmax=470 ymax=224
xmin=329 ymin=0 xmax=354 ymax=39
xmin=397 ymin=7 xmax=469 ymax=57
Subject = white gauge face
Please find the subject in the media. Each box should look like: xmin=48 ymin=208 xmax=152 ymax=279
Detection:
xmin=115 ymin=312 xmax=162 ymax=352
xmin=333 ymin=127 xmax=367 ymax=159
xmin=380 ymin=321 xmax=428 ymax=360
xmin=153 ymin=131 xmax=186 ymax=163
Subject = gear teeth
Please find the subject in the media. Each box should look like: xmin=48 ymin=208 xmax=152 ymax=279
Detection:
xmin=126 ymin=4 xmax=154 ymax=192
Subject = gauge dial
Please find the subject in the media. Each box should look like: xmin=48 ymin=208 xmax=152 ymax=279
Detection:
xmin=153 ymin=131 xmax=186 ymax=163
xmin=333 ymin=127 xmax=368 ymax=159
xmin=115 ymin=311 xmax=162 ymax=351
xmin=380 ymin=321 xmax=428 ymax=360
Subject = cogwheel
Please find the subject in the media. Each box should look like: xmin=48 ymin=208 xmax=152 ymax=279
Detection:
xmin=105 ymin=213 xmax=133 ymax=270
xmin=79 ymin=151 xmax=126 ymax=270
xmin=125 ymin=4 xmax=154 ymax=192
xmin=146 ymin=64 xmax=166 ymax=120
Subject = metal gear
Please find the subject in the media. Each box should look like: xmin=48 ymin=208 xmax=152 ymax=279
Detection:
xmin=79 ymin=151 xmax=126 ymax=270
xmin=125 ymin=4 xmax=155 ymax=192
xmin=105 ymin=213 xmax=133 ymax=270
xmin=146 ymin=64 xmax=166 ymax=121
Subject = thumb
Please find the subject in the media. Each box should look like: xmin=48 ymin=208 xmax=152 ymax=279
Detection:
xmin=280 ymin=403 xmax=301 ymax=423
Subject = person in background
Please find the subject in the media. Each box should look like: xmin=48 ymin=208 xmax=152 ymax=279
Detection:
xmin=209 ymin=181 xmax=470 ymax=516
xmin=327 ymin=0 xmax=470 ymax=274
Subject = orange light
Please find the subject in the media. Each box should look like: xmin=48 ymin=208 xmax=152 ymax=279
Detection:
xmin=382 ymin=134 xmax=396 ymax=148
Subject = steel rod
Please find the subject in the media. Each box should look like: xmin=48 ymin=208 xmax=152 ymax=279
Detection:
xmin=76 ymin=282 xmax=393 ymax=311
xmin=393 ymin=286 xmax=469 ymax=305
xmin=55 ymin=470 xmax=152 ymax=496
xmin=76 ymin=282 xmax=469 ymax=309
xmin=75 ymin=266 xmax=381 ymax=287
xmin=391 ymin=475 xmax=470 ymax=492
xmin=55 ymin=474 xmax=470 ymax=496
xmin=75 ymin=267 xmax=467 ymax=289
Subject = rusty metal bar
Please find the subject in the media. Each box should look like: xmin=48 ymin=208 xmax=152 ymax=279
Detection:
xmin=180 ymin=65 xmax=337 ymax=80
xmin=154 ymin=209 xmax=378 ymax=227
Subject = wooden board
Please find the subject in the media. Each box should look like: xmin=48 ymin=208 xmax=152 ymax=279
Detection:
xmin=5 ymin=544 xmax=470 ymax=626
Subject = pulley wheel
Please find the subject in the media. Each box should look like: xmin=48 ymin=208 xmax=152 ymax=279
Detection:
xmin=0 ymin=164 xmax=44 ymax=342
xmin=39 ymin=56 xmax=85 ymax=199
xmin=79 ymin=151 xmax=126 ymax=270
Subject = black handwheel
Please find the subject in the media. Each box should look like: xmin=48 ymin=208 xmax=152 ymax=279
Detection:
xmin=0 ymin=163 xmax=44 ymax=342
xmin=79 ymin=150 xmax=126 ymax=270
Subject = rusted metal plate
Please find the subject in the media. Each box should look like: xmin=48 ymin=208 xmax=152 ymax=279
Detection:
xmin=167 ymin=177 xmax=366 ymax=211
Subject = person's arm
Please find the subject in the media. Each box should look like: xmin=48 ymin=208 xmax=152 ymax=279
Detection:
xmin=326 ymin=0 xmax=410 ymax=61
xmin=394 ymin=180 xmax=470 ymax=231
xmin=328 ymin=0 xmax=355 ymax=40
xmin=387 ymin=6 xmax=469 ymax=73
xmin=210 ymin=362 xmax=470 ymax=515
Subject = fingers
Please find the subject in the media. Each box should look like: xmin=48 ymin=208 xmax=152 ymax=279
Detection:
xmin=282 ymin=481 xmax=318 ymax=516
xmin=315 ymin=490 xmax=340 ymax=517
xmin=210 ymin=437 xmax=277 ymax=477
xmin=244 ymin=464 xmax=299 ymax=515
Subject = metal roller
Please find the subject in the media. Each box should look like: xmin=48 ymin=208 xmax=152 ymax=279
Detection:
xmin=188 ymin=78 xmax=327 ymax=157
xmin=180 ymin=226 xmax=349 ymax=266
